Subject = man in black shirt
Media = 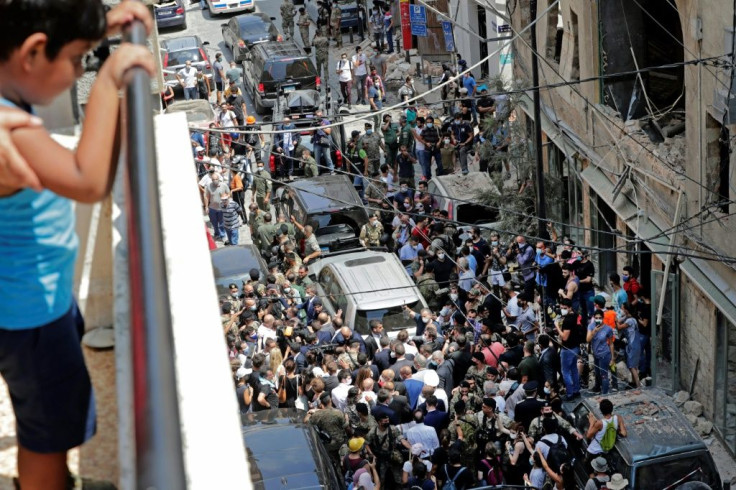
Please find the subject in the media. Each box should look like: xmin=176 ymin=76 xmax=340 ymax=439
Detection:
xmin=227 ymin=93 xmax=247 ymax=126
xmin=514 ymin=381 xmax=545 ymax=432
xmin=430 ymin=251 xmax=456 ymax=287
xmin=577 ymin=250 xmax=596 ymax=324
xmin=420 ymin=115 xmax=442 ymax=180
xmin=451 ymin=114 xmax=474 ymax=175
xmin=476 ymin=86 xmax=495 ymax=121
xmin=637 ymin=289 xmax=652 ymax=378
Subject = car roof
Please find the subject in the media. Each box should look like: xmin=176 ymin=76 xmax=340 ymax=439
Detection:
xmin=161 ymin=35 xmax=201 ymax=51
xmin=289 ymin=174 xmax=363 ymax=212
xmin=210 ymin=244 xmax=265 ymax=279
xmin=255 ymin=40 xmax=306 ymax=59
xmin=429 ymin=171 xmax=496 ymax=198
xmin=576 ymin=388 xmax=708 ymax=465
xmin=316 ymin=249 xmax=424 ymax=308
xmin=242 ymin=409 xmax=335 ymax=489
xmin=236 ymin=12 xmax=271 ymax=25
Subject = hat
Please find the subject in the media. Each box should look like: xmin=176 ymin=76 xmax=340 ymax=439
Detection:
xmin=365 ymin=122 xmax=373 ymax=129
xmin=459 ymin=87 xmax=468 ymax=94
xmin=348 ymin=437 xmax=365 ymax=452
xmin=593 ymin=294 xmax=606 ymax=307
xmin=472 ymin=352 xmax=485 ymax=363
xmin=523 ymin=380 xmax=538 ymax=392
xmin=607 ymin=474 xmax=629 ymax=490
xmin=591 ymin=457 xmax=609 ymax=473
xmin=478 ymin=85 xmax=488 ymax=92
xmin=195 ymin=146 xmax=205 ymax=152
xmin=246 ymin=115 xmax=256 ymax=124
xmin=423 ymin=370 xmax=440 ymax=387
xmin=410 ymin=443 xmax=427 ymax=457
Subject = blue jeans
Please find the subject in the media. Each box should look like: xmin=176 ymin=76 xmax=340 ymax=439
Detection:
xmin=639 ymin=333 xmax=651 ymax=377
xmin=425 ymin=148 xmax=442 ymax=178
xmin=386 ymin=28 xmax=394 ymax=52
xmin=580 ymin=289 xmax=595 ymax=325
xmin=208 ymin=208 xmax=225 ymax=238
xmin=225 ymin=227 xmax=239 ymax=245
xmin=561 ymin=346 xmax=580 ymax=398
xmin=353 ymin=175 xmax=364 ymax=199
xmin=184 ymin=87 xmax=197 ymax=100
xmin=418 ymin=150 xmax=431 ymax=179
xmin=355 ymin=74 xmax=367 ymax=103
xmin=314 ymin=144 xmax=334 ymax=172
xmin=593 ymin=351 xmax=612 ymax=394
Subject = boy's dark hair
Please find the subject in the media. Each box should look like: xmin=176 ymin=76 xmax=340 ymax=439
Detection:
xmin=600 ymin=398 xmax=614 ymax=416
xmin=0 ymin=0 xmax=107 ymax=61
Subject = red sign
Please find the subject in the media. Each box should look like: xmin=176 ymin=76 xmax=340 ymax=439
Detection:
xmin=400 ymin=0 xmax=412 ymax=51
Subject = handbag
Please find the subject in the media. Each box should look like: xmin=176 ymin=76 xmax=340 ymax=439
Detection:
xmin=277 ymin=375 xmax=287 ymax=404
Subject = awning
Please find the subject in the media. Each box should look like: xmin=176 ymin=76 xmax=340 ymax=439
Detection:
xmin=580 ymin=165 xmax=640 ymax=222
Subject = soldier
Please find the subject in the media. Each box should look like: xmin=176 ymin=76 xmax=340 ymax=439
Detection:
xmin=416 ymin=262 xmax=442 ymax=311
xmin=316 ymin=0 xmax=331 ymax=33
xmin=365 ymin=412 xmax=411 ymax=487
xmin=302 ymin=148 xmax=318 ymax=178
xmin=448 ymin=400 xmax=478 ymax=476
xmin=252 ymin=160 xmax=272 ymax=211
xmin=297 ymin=7 xmax=312 ymax=53
xmin=358 ymin=122 xmax=384 ymax=175
xmin=449 ymin=381 xmax=483 ymax=417
xmin=466 ymin=352 xmax=487 ymax=389
xmin=257 ymin=213 xmax=278 ymax=256
xmin=280 ymin=0 xmax=296 ymax=41
xmin=527 ymin=403 xmax=584 ymax=442
xmin=248 ymin=203 xmax=264 ymax=247
xmin=312 ymin=27 xmax=330 ymax=86
xmin=359 ymin=213 xmax=383 ymax=247
xmin=329 ymin=2 xmax=342 ymax=47
xmin=305 ymin=393 xmax=349 ymax=469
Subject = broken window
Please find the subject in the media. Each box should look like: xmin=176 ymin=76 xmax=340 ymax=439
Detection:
xmin=706 ymin=114 xmax=731 ymax=213
xmin=599 ymin=0 xmax=684 ymax=121
xmin=546 ymin=2 xmax=563 ymax=62
xmin=559 ymin=8 xmax=579 ymax=81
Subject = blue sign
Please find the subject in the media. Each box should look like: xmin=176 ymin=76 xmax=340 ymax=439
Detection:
xmin=441 ymin=20 xmax=455 ymax=52
xmin=409 ymin=5 xmax=427 ymax=24
xmin=411 ymin=23 xmax=428 ymax=37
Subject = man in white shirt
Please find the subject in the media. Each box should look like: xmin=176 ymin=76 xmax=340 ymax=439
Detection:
xmin=176 ymin=60 xmax=198 ymax=100
xmin=404 ymin=415 xmax=440 ymax=455
xmin=351 ymin=46 xmax=368 ymax=105
xmin=331 ymin=369 xmax=353 ymax=411
xmin=336 ymin=53 xmax=353 ymax=108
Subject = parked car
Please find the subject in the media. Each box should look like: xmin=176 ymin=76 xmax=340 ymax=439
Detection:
xmin=273 ymin=174 xmax=366 ymax=251
xmin=210 ymin=244 xmax=268 ymax=296
xmin=304 ymin=0 xmax=366 ymax=31
xmin=564 ymin=388 xmax=726 ymax=490
xmin=427 ymin=171 xmax=501 ymax=225
xmin=204 ymin=0 xmax=255 ymax=15
xmin=161 ymin=36 xmax=213 ymax=94
xmin=242 ymin=409 xmax=343 ymax=489
xmin=153 ymin=0 xmax=187 ymax=29
xmin=164 ymin=100 xmax=216 ymax=130
xmin=307 ymin=248 xmax=428 ymax=337
xmin=243 ymin=40 xmax=320 ymax=115
xmin=221 ymin=13 xmax=280 ymax=63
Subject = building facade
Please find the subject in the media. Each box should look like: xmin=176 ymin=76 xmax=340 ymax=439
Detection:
xmin=507 ymin=0 xmax=736 ymax=453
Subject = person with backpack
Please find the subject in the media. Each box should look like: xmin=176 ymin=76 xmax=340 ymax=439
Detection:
xmin=585 ymin=457 xmax=611 ymax=490
xmin=437 ymin=448 xmax=474 ymax=490
xmin=406 ymin=460 xmax=436 ymax=490
xmin=585 ymin=399 xmax=627 ymax=473
xmin=528 ymin=417 xmax=570 ymax=476
xmin=504 ymin=422 xmax=532 ymax=485
xmin=537 ymin=445 xmax=577 ymax=489
xmin=477 ymin=442 xmax=504 ymax=486
xmin=365 ymin=412 xmax=411 ymax=489
xmin=401 ymin=443 xmax=433 ymax=487
xmin=343 ymin=437 xmax=371 ymax=489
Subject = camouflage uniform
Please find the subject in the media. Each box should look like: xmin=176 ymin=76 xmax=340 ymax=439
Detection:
xmin=309 ymin=407 xmax=348 ymax=468
xmin=330 ymin=5 xmax=342 ymax=46
xmin=303 ymin=155 xmax=318 ymax=177
xmin=450 ymin=392 xmax=483 ymax=417
xmin=448 ymin=413 xmax=479 ymax=475
xmin=280 ymin=0 xmax=296 ymax=40
xmin=360 ymin=221 xmax=383 ymax=247
xmin=358 ymin=132 xmax=383 ymax=175
xmin=416 ymin=272 xmax=442 ymax=311
xmin=313 ymin=30 xmax=330 ymax=84
xmin=527 ymin=413 xmax=577 ymax=442
xmin=253 ymin=169 xmax=272 ymax=211
xmin=366 ymin=425 xmax=406 ymax=486
xmin=297 ymin=12 xmax=312 ymax=51
xmin=257 ymin=223 xmax=278 ymax=254
xmin=466 ymin=365 xmax=486 ymax=392
xmin=249 ymin=209 xmax=264 ymax=247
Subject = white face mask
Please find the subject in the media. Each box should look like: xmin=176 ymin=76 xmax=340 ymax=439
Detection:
xmin=450 ymin=293 xmax=459 ymax=301
xmin=543 ymin=387 xmax=551 ymax=394
xmin=422 ymin=316 xmax=431 ymax=324
xmin=372 ymin=220 xmax=379 ymax=227
xmin=509 ymin=432 xmax=518 ymax=439
xmin=560 ymin=308 xmax=569 ymax=316
xmin=437 ymin=253 xmax=446 ymax=260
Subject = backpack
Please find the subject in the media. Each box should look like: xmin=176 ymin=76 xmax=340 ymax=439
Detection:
xmin=479 ymin=457 xmax=503 ymax=486
xmin=599 ymin=415 xmax=618 ymax=452
xmin=343 ymin=455 xmax=367 ymax=488
xmin=442 ymin=466 xmax=465 ymax=490
xmin=539 ymin=435 xmax=572 ymax=474
xmin=591 ymin=477 xmax=610 ymax=489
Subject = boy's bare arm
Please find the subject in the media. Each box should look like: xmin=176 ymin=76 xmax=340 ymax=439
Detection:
xmin=10 ymin=4 xmax=154 ymax=203
xmin=0 ymin=108 xmax=43 ymax=191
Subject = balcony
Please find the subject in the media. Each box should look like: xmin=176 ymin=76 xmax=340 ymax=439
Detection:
xmin=0 ymin=17 xmax=247 ymax=490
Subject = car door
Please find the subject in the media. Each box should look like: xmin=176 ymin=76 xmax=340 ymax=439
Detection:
xmin=223 ymin=18 xmax=237 ymax=52
xmin=569 ymin=402 xmax=592 ymax=486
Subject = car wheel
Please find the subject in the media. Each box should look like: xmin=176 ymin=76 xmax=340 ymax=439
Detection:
xmin=254 ymin=95 xmax=266 ymax=115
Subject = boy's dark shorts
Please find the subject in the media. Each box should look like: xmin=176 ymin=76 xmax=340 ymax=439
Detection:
xmin=0 ymin=302 xmax=96 ymax=453
xmin=215 ymin=81 xmax=224 ymax=91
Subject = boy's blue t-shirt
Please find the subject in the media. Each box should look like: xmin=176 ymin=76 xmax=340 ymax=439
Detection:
xmin=0 ymin=98 xmax=78 ymax=329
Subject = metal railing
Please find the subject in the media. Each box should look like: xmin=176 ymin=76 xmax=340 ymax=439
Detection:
xmin=121 ymin=18 xmax=187 ymax=489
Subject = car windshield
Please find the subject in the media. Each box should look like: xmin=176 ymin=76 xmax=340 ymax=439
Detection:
xmin=167 ymin=48 xmax=202 ymax=66
xmin=355 ymin=300 xmax=421 ymax=335
xmin=636 ymin=454 xmax=720 ymax=489
xmin=265 ymin=59 xmax=317 ymax=81
xmin=309 ymin=212 xmax=360 ymax=233
xmin=456 ymin=203 xmax=498 ymax=224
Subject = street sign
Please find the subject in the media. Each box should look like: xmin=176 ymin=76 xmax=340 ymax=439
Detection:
xmin=411 ymin=23 xmax=428 ymax=37
xmin=441 ymin=20 xmax=455 ymax=52
xmin=409 ymin=5 xmax=427 ymax=24
xmin=497 ymin=24 xmax=511 ymax=33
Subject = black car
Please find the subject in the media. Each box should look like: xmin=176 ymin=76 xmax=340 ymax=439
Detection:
xmin=221 ymin=13 xmax=280 ymax=63
xmin=210 ymin=244 xmax=268 ymax=296
xmin=153 ymin=0 xmax=187 ymax=29
xmin=273 ymin=174 xmax=369 ymax=251
xmin=242 ymin=409 xmax=343 ymax=489
xmin=161 ymin=36 xmax=213 ymax=93
xmin=305 ymin=0 xmax=366 ymax=31
xmin=243 ymin=41 xmax=320 ymax=114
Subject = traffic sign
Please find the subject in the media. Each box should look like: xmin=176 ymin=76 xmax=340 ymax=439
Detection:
xmin=409 ymin=5 xmax=426 ymax=24
xmin=441 ymin=20 xmax=455 ymax=52
xmin=411 ymin=23 xmax=428 ymax=37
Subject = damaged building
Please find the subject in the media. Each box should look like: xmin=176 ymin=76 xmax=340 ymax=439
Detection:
xmin=504 ymin=0 xmax=736 ymax=453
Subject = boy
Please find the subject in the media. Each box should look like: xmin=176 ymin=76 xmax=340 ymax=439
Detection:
xmin=0 ymin=1 xmax=154 ymax=489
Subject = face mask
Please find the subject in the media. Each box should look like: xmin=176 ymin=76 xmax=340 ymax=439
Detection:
xmin=257 ymin=167 xmax=264 ymax=172
xmin=595 ymin=318 xmax=603 ymax=325
xmin=536 ymin=248 xmax=543 ymax=255
xmin=437 ymin=253 xmax=446 ymax=260
xmin=509 ymin=432 xmax=517 ymax=439
xmin=284 ymin=287 xmax=291 ymax=294
xmin=543 ymin=387 xmax=551 ymax=395
xmin=250 ymin=305 xmax=257 ymax=311
xmin=401 ymin=223 xmax=407 ymax=228
xmin=426 ymin=123 xmax=433 ymax=128
xmin=345 ymin=377 xmax=352 ymax=385
xmin=366 ymin=129 xmax=373 ymax=135
xmin=400 ymin=185 xmax=408 ymax=192
xmin=404 ymin=203 xmax=412 ymax=209
xmin=422 ymin=316 xmax=431 ymax=324
xmin=622 ymin=275 xmax=629 ymax=282
xmin=342 ymin=56 xmax=347 ymax=60
xmin=372 ymin=220 xmax=379 ymax=227
xmin=491 ymin=241 xmax=498 ymax=247
xmin=450 ymin=293 xmax=458 ymax=301
xmin=560 ymin=308 xmax=569 ymax=316
xmin=443 ymin=138 xmax=450 ymax=145
xmin=440 ymin=307 xmax=450 ymax=317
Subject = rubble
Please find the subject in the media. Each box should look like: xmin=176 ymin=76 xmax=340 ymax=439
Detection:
xmin=673 ymin=390 xmax=690 ymax=406
xmin=695 ymin=418 xmax=714 ymax=437
xmin=685 ymin=413 xmax=699 ymax=425
xmin=683 ymin=400 xmax=704 ymax=417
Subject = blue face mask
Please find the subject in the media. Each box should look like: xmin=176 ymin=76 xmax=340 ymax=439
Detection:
xmin=366 ymin=129 xmax=373 ymax=135
xmin=536 ymin=248 xmax=543 ymax=256
xmin=426 ymin=123 xmax=433 ymax=128
xmin=622 ymin=275 xmax=629 ymax=281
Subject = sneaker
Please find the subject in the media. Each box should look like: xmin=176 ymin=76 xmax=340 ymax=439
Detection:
xmin=588 ymin=387 xmax=601 ymax=394
xmin=462 ymin=170 xmax=469 ymax=175
xmin=504 ymin=172 xmax=511 ymax=180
